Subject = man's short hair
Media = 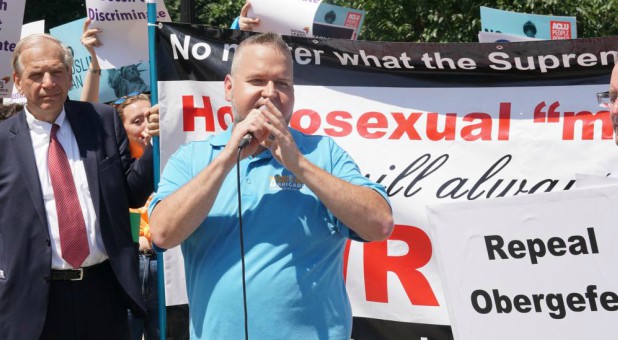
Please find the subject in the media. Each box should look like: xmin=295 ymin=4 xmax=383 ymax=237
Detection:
xmin=12 ymin=33 xmax=74 ymax=76
xmin=231 ymin=32 xmax=293 ymax=75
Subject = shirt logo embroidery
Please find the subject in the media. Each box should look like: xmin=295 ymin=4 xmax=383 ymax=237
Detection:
xmin=269 ymin=174 xmax=304 ymax=191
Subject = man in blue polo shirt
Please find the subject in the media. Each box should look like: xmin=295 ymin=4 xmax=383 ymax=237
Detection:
xmin=149 ymin=32 xmax=394 ymax=340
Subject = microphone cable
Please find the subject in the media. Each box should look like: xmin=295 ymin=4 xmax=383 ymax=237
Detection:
xmin=236 ymin=146 xmax=249 ymax=340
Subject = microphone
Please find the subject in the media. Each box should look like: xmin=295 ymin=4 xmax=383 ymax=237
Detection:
xmin=238 ymin=132 xmax=254 ymax=149
xmin=238 ymin=105 xmax=266 ymax=149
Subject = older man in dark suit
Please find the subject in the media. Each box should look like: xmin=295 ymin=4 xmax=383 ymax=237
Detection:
xmin=0 ymin=33 xmax=155 ymax=339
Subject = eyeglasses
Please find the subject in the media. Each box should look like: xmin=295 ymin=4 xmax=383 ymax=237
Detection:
xmin=597 ymin=91 xmax=616 ymax=109
xmin=113 ymin=91 xmax=141 ymax=105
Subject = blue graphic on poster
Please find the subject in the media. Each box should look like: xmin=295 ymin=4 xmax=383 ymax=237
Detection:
xmin=50 ymin=18 xmax=150 ymax=103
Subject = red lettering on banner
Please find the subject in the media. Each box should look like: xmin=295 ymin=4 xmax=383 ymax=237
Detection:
xmin=325 ymin=111 xmax=353 ymax=137
xmin=562 ymin=110 xmax=613 ymax=140
xmin=498 ymin=102 xmax=511 ymax=140
xmin=534 ymin=101 xmax=561 ymax=123
xmin=290 ymin=109 xmax=321 ymax=135
xmin=291 ymin=104 xmax=512 ymax=141
xmin=358 ymin=112 xmax=388 ymax=138
xmin=459 ymin=103 xmax=511 ymax=141
xmin=182 ymin=96 xmax=215 ymax=132
xmin=177 ymin=98 xmax=606 ymax=141
xmin=426 ymin=112 xmax=457 ymax=140
xmin=461 ymin=112 xmax=493 ymax=141
xmin=179 ymin=99 xmax=515 ymax=140
xmin=390 ymin=112 xmax=422 ymax=140
xmin=522 ymin=101 xmax=612 ymax=140
xmin=363 ymin=225 xmax=439 ymax=306
xmin=217 ymin=106 xmax=233 ymax=130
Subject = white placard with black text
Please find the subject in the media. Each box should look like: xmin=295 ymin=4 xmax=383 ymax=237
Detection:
xmin=427 ymin=185 xmax=618 ymax=339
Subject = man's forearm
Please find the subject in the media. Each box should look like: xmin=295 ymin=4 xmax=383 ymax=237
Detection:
xmin=150 ymin=151 xmax=236 ymax=248
xmin=293 ymin=156 xmax=394 ymax=241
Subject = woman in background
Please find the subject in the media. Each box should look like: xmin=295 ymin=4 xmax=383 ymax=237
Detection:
xmin=113 ymin=92 xmax=160 ymax=340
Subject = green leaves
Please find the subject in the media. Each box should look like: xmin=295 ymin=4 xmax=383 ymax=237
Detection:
xmin=26 ymin=0 xmax=618 ymax=41
xmin=326 ymin=0 xmax=618 ymax=42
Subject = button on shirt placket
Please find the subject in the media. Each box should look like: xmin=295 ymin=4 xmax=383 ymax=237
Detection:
xmin=242 ymin=158 xmax=255 ymax=196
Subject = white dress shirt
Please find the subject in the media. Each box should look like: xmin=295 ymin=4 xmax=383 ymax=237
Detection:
xmin=25 ymin=106 xmax=108 ymax=269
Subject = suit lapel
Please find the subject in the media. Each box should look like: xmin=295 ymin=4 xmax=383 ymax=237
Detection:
xmin=9 ymin=112 xmax=47 ymax=226
xmin=65 ymin=102 xmax=101 ymax=221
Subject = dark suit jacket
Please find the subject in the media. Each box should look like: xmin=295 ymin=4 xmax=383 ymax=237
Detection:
xmin=0 ymin=100 xmax=153 ymax=339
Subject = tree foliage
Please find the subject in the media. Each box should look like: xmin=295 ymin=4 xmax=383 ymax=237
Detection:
xmin=25 ymin=0 xmax=618 ymax=42
xmin=24 ymin=0 xmax=86 ymax=30
xmin=327 ymin=0 xmax=618 ymax=42
xmin=156 ymin=0 xmax=243 ymax=26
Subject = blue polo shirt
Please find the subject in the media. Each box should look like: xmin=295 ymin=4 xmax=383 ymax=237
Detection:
xmin=150 ymin=127 xmax=389 ymax=339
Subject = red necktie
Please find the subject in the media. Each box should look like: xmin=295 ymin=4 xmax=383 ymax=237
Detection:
xmin=48 ymin=124 xmax=90 ymax=268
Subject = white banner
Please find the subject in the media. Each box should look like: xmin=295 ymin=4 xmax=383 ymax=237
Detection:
xmin=158 ymin=81 xmax=618 ymax=320
xmin=155 ymin=24 xmax=618 ymax=338
xmin=427 ymin=184 xmax=618 ymax=339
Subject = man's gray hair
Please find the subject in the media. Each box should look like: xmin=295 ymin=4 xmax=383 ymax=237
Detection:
xmin=12 ymin=33 xmax=74 ymax=76
xmin=230 ymin=32 xmax=293 ymax=75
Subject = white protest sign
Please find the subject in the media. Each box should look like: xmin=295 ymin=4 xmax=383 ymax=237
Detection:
xmin=427 ymin=185 xmax=618 ymax=340
xmin=0 ymin=0 xmax=26 ymax=98
xmin=248 ymin=0 xmax=320 ymax=37
xmin=85 ymin=0 xmax=171 ymax=69
xmin=248 ymin=0 xmax=365 ymax=39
